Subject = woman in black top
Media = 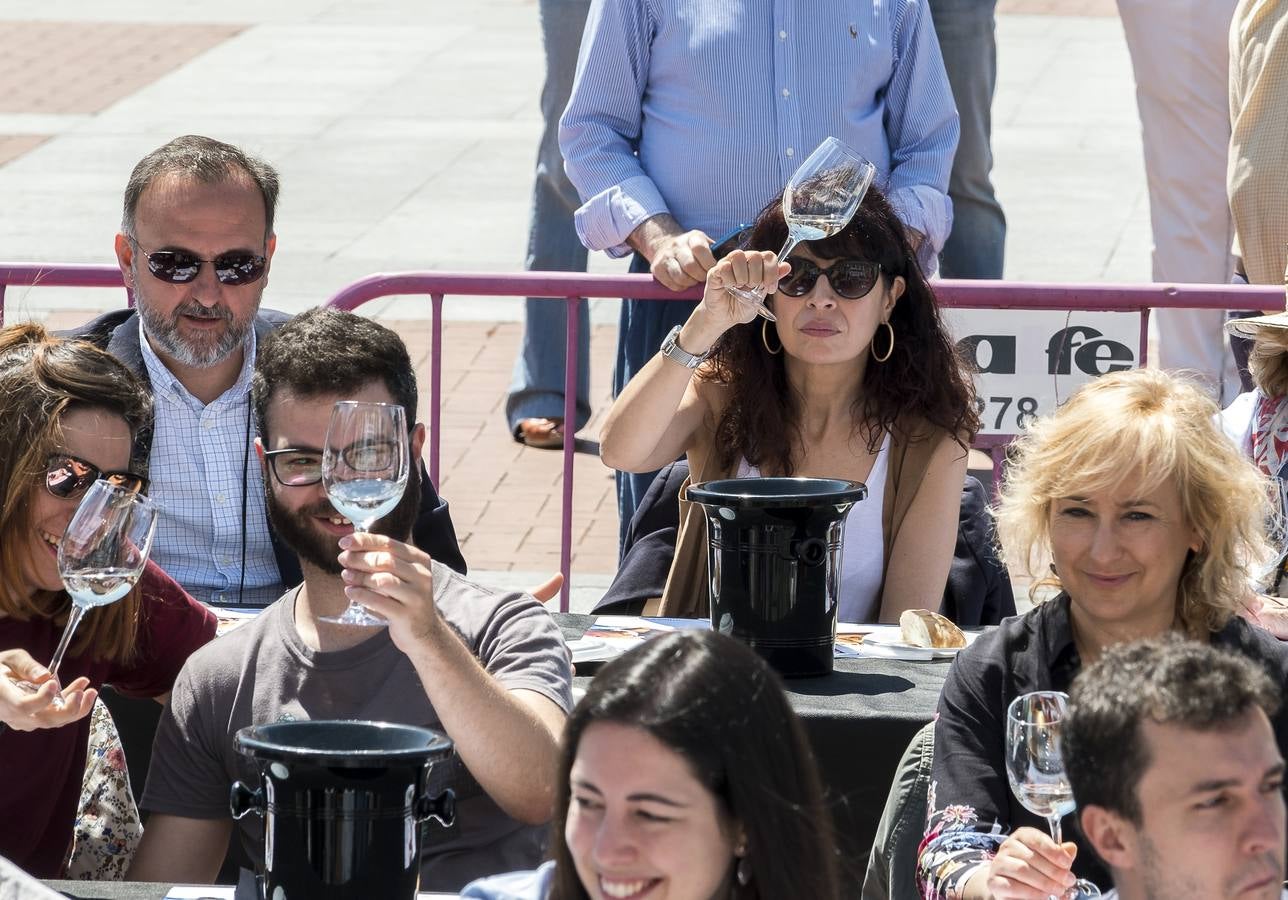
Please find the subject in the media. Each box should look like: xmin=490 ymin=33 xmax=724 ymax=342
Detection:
xmin=917 ymin=368 xmax=1288 ymax=900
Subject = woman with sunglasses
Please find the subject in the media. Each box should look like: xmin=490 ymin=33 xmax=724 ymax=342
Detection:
xmin=600 ymin=184 xmax=979 ymax=622
xmin=0 ymin=324 xmax=216 ymax=877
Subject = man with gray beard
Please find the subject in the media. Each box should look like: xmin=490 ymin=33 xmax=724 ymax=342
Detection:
xmin=69 ymin=135 xmax=465 ymax=606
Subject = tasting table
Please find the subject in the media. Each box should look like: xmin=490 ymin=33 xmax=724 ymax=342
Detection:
xmin=42 ymin=884 xmax=455 ymax=899
xmin=101 ymin=612 xmax=953 ymax=893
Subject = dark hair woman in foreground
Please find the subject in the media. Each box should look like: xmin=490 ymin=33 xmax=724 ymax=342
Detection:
xmin=462 ymin=630 xmax=840 ymax=899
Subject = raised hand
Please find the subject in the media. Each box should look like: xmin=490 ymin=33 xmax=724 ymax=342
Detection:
xmin=701 ymin=250 xmax=791 ymax=330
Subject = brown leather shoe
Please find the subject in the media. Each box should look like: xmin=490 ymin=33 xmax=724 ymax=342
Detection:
xmin=515 ymin=417 xmax=565 ymax=450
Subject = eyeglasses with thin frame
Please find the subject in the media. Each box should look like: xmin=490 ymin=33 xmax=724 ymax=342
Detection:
xmin=127 ymin=236 xmax=268 ymax=286
xmin=264 ymin=441 xmax=401 ymax=487
xmin=777 ymin=257 xmax=883 ymax=299
xmin=45 ymin=453 xmax=148 ymax=501
xmin=264 ymin=448 xmax=324 ymax=487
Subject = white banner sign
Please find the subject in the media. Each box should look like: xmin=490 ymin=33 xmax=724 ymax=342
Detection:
xmin=942 ymin=309 xmax=1141 ymax=435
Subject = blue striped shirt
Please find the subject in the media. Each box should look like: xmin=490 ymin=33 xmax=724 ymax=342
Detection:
xmin=139 ymin=328 xmax=282 ymax=607
xmin=560 ymin=0 xmax=959 ymax=264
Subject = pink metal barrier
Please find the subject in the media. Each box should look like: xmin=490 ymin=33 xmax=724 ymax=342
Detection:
xmin=2 ymin=261 xmax=1283 ymax=611
xmin=0 ymin=264 xmax=130 ymax=325
xmin=323 ymin=271 xmax=1285 ymax=610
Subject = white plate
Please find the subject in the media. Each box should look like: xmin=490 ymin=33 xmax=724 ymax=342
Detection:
xmin=863 ymin=629 xmax=971 ymax=658
xmin=568 ymin=637 xmax=620 ymax=664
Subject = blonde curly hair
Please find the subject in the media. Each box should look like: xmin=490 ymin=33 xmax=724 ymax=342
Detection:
xmin=995 ymin=368 xmax=1275 ymax=634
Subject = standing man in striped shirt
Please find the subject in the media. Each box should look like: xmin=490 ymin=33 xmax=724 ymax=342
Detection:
xmin=559 ymin=0 xmax=960 ymax=541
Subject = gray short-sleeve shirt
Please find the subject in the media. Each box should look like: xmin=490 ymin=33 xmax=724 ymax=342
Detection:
xmin=142 ymin=561 xmax=573 ymax=891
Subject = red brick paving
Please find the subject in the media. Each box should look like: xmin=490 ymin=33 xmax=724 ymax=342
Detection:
xmin=0 ymin=135 xmax=49 ymax=166
xmin=0 ymin=22 xmax=243 ymax=115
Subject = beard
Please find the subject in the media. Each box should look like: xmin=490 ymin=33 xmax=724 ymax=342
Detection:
xmin=136 ymin=279 xmax=259 ymax=368
xmin=264 ymin=463 xmax=422 ymax=575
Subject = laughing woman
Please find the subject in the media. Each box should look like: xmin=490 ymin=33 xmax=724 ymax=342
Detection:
xmin=599 ymin=184 xmax=979 ymax=623
xmin=0 ymin=325 xmax=215 ymax=876
xmin=461 ymin=630 xmax=840 ymax=900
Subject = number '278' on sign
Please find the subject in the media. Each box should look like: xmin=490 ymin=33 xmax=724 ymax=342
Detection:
xmin=942 ymin=310 xmax=1140 ymax=436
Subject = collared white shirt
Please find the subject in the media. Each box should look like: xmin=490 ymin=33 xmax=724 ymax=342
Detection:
xmin=139 ymin=325 xmax=281 ymax=606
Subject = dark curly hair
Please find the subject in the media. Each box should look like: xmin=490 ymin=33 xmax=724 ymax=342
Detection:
xmin=703 ymin=184 xmax=979 ymax=474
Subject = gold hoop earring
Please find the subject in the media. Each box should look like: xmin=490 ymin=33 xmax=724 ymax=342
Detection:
xmin=761 ymin=318 xmax=782 ymax=355
xmin=872 ymin=321 xmax=894 ymax=363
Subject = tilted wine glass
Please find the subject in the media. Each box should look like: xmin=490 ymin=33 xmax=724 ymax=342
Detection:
xmin=725 ymin=136 xmax=877 ymax=322
xmin=1005 ymin=691 xmax=1102 ymax=900
xmin=10 ymin=480 xmax=159 ymax=709
xmin=319 ymin=400 xmax=410 ymax=627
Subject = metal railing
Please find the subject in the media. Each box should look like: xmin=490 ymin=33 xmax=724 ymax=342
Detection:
xmin=2 ymin=262 xmax=1282 ymax=610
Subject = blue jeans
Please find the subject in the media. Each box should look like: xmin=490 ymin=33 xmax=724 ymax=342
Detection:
xmin=929 ymin=0 xmax=1006 ymax=279
xmin=614 ymin=254 xmax=699 ymax=552
xmin=505 ymin=0 xmax=593 ymax=435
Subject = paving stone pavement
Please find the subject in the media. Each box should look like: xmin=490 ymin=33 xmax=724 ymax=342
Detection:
xmin=1 ymin=0 xmax=1160 ymax=605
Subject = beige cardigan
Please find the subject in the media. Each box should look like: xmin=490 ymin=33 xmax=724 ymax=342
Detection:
xmin=644 ymin=415 xmax=950 ymax=619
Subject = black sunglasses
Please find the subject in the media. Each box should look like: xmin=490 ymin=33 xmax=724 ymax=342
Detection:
xmin=778 ymin=257 xmax=883 ymax=299
xmin=129 ymin=237 xmax=267 ymax=286
xmin=45 ymin=453 xmax=148 ymax=501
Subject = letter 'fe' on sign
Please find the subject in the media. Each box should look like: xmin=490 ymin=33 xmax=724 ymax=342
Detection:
xmin=943 ymin=310 xmax=1139 ymax=435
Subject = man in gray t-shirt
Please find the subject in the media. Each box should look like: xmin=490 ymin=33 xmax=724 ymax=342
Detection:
xmin=129 ymin=308 xmax=573 ymax=891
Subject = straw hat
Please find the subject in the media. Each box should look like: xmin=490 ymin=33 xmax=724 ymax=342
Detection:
xmin=1226 ymin=308 xmax=1288 ymax=339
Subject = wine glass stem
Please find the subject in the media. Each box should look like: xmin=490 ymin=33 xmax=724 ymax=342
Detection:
xmin=46 ymin=605 xmax=86 ymax=683
xmin=1047 ymin=813 xmax=1063 ymax=845
xmin=777 ymin=236 xmax=799 ymax=265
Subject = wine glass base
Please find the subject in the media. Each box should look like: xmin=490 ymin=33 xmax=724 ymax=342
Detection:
xmin=319 ymin=605 xmax=388 ymax=627
xmin=723 ymin=286 xmax=777 ymax=322
xmin=10 ymin=678 xmax=65 ymax=707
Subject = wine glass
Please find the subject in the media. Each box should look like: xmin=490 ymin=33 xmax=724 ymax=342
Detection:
xmin=726 ymin=136 xmax=877 ymax=321
xmin=1005 ymin=692 xmax=1102 ymax=900
xmin=10 ymin=480 xmax=158 ymax=709
xmin=319 ymin=400 xmax=410 ymax=626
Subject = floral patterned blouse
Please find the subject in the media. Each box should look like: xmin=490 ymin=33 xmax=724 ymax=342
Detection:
xmin=915 ymin=594 xmax=1288 ymax=899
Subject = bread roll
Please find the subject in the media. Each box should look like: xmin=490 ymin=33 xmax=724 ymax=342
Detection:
xmin=899 ymin=609 xmax=966 ymax=649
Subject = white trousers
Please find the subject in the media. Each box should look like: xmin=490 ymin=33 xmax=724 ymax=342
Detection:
xmin=1117 ymin=0 xmax=1239 ymax=400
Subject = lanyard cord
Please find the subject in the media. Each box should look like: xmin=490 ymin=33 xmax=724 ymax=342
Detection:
xmin=238 ymin=395 xmax=250 ymax=604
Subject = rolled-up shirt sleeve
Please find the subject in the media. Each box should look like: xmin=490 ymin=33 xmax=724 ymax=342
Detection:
xmin=559 ymin=0 xmax=669 ymax=257
xmin=917 ymin=653 xmax=1010 ymax=900
xmin=883 ymin=0 xmax=959 ymax=261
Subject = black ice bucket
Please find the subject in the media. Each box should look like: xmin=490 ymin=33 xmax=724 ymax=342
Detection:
xmin=230 ymin=720 xmax=456 ymax=900
xmin=689 ymin=477 xmax=866 ymax=677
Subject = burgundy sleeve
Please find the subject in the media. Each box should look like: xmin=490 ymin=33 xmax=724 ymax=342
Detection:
xmin=107 ymin=560 xmax=217 ymax=698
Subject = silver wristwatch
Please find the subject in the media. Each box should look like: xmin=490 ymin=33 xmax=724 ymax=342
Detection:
xmin=659 ymin=324 xmax=710 ymax=369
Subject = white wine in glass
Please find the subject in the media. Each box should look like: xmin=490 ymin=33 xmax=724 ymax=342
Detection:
xmin=726 ymin=136 xmax=877 ymax=321
xmin=1005 ymin=691 xmax=1102 ymax=900
xmin=320 ymin=400 xmax=410 ymax=627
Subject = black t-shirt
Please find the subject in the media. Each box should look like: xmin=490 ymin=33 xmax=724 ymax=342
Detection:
xmin=916 ymin=595 xmax=1288 ymax=898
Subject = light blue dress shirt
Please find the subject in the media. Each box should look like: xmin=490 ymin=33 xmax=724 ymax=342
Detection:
xmin=139 ymin=327 xmax=281 ymax=607
xmin=560 ymin=0 xmax=960 ymax=262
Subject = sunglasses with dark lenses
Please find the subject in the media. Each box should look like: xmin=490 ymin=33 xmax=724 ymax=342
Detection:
xmin=45 ymin=454 xmax=148 ymax=501
xmin=130 ymin=238 xmax=267 ymax=286
xmin=265 ymin=440 xmax=400 ymax=487
xmin=778 ymin=257 xmax=883 ymax=299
